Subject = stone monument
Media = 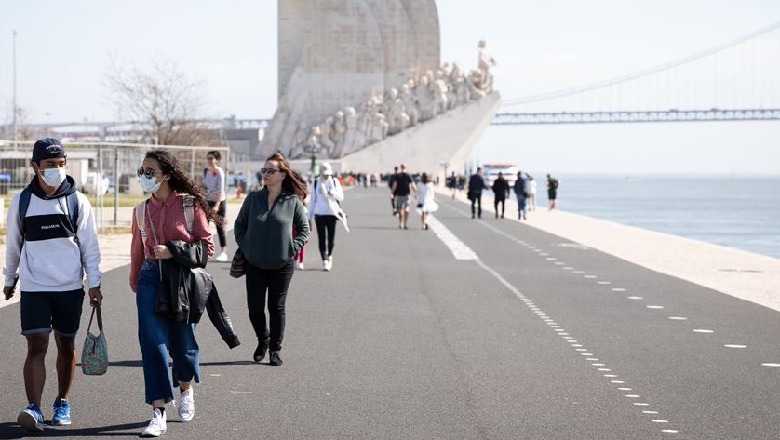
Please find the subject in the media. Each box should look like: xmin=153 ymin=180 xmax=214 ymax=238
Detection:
xmin=261 ymin=0 xmax=501 ymax=178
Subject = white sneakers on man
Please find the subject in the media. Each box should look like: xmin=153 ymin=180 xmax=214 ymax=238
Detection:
xmin=141 ymin=408 xmax=167 ymax=437
xmin=323 ymin=257 xmax=332 ymax=272
xmin=178 ymin=387 xmax=195 ymax=422
xmin=216 ymin=252 xmax=228 ymax=262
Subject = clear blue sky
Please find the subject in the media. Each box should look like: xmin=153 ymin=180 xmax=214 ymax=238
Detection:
xmin=0 ymin=0 xmax=778 ymax=175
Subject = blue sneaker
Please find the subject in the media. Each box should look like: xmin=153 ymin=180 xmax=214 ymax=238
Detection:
xmin=51 ymin=398 xmax=72 ymax=426
xmin=18 ymin=403 xmax=45 ymax=432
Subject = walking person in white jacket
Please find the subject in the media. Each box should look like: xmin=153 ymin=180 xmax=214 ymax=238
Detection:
xmin=3 ymin=138 xmax=103 ymax=433
xmin=307 ymin=163 xmax=345 ymax=271
xmin=415 ymin=173 xmax=438 ymax=230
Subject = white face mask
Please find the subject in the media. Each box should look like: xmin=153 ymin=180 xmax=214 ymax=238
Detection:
xmin=41 ymin=167 xmax=66 ymax=188
xmin=140 ymin=175 xmax=162 ymax=193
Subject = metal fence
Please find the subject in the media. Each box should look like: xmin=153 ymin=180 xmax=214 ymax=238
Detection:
xmin=0 ymin=140 xmax=229 ymax=229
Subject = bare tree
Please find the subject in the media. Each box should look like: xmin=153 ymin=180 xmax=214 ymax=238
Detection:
xmin=104 ymin=58 xmax=224 ymax=146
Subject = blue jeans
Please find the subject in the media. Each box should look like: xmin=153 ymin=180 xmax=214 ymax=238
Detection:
xmin=136 ymin=260 xmax=200 ymax=404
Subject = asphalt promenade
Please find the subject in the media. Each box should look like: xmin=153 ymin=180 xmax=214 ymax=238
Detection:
xmin=1 ymin=187 xmax=779 ymax=439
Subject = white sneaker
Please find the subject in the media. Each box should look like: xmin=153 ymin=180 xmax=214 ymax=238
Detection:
xmin=323 ymin=259 xmax=331 ymax=272
xmin=178 ymin=387 xmax=195 ymax=422
xmin=141 ymin=408 xmax=167 ymax=437
xmin=297 ymin=262 xmax=304 ymax=270
xmin=216 ymin=252 xmax=228 ymax=262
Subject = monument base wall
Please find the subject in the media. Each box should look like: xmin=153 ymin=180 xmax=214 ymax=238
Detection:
xmin=340 ymin=92 xmax=501 ymax=179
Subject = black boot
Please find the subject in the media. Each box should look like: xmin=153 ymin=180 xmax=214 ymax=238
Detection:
xmin=253 ymin=339 xmax=269 ymax=363
xmin=269 ymin=351 xmax=283 ymax=366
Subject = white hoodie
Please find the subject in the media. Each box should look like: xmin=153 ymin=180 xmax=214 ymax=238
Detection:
xmin=3 ymin=189 xmax=102 ymax=292
xmin=307 ymin=176 xmax=344 ymax=220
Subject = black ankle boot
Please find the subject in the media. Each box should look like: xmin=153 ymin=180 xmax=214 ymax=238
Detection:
xmin=253 ymin=340 xmax=269 ymax=363
xmin=269 ymin=351 xmax=283 ymax=366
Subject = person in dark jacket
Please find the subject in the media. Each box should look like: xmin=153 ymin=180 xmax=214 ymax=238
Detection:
xmin=514 ymin=171 xmax=528 ymax=220
xmin=467 ymin=167 xmax=486 ymax=219
xmin=129 ymin=149 xmax=218 ymax=437
xmin=234 ymin=152 xmax=310 ymax=367
xmin=491 ymin=171 xmax=510 ymax=219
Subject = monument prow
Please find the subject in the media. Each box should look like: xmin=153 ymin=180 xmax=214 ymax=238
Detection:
xmin=341 ymin=92 xmax=501 ymax=176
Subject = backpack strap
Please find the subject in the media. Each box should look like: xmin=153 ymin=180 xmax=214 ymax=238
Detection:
xmin=18 ymin=187 xmax=32 ymax=238
xmin=65 ymin=192 xmax=80 ymax=245
xmin=135 ymin=200 xmax=147 ymax=240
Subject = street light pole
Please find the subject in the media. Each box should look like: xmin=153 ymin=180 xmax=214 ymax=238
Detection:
xmin=12 ymin=29 xmax=18 ymax=145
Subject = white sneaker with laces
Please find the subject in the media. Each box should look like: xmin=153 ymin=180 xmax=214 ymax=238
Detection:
xmin=297 ymin=262 xmax=304 ymax=270
xmin=178 ymin=387 xmax=195 ymax=422
xmin=323 ymin=259 xmax=331 ymax=272
xmin=141 ymin=408 xmax=167 ymax=437
xmin=216 ymin=252 xmax=228 ymax=262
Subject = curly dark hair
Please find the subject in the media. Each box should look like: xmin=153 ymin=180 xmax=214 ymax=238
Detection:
xmin=144 ymin=149 xmax=224 ymax=227
xmin=266 ymin=152 xmax=308 ymax=200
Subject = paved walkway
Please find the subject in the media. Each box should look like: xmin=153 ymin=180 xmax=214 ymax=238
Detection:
xmin=3 ymin=191 xmax=780 ymax=312
xmin=0 ymin=188 xmax=779 ymax=439
xmin=440 ymin=188 xmax=780 ymax=312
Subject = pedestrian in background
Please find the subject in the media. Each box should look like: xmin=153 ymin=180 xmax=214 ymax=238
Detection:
xmin=3 ymin=138 xmax=103 ymax=433
xmin=491 ymin=171 xmax=510 ymax=219
xmin=527 ymin=175 xmax=537 ymax=211
xmin=547 ymin=173 xmax=559 ymax=210
xmin=129 ymin=149 xmax=217 ymax=437
xmin=447 ymin=171 xmax=458 ymax=199
xmin=514 ymin=171 xmax=528 ymax=220
xmin=416 ymin=172 xmax=439 ymax=230
xmin=387 ymin=166 xmax=399 ymax=215
xmin=234 ymin=152 xmax=309 ymax=367
xmin=467 ymin=166 xmax=486 ymax=219
xmin=307 ymin=162 xmax=344 ymax=271
xmin=391 ymin=163 xmax=416 ymax=229
xmin=203 ymin=150 xmax=228 ymax=261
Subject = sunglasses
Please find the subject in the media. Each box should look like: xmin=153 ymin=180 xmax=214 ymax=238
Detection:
xmin=137 ymin=167 xmax=158 ymax=179
xmin=260 ymin=167 xmax=281 ymax=175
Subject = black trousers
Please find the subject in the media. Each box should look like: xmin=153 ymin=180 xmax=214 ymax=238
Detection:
xmin=207 ymin=200 xmax=227 ymax=248
xmin=245 ymin=260 xmax=294 ymax=352
xmin=469 ymin=193 xmax=482 ymax=218
xmin=315 ymin=214 xmax=338 ymax=260
xmin=494 ymin=196 xmax=505 ymax=217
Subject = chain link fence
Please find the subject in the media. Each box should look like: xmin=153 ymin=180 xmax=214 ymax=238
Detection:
xmin=0 ymin=140 xmax=229 ymax=230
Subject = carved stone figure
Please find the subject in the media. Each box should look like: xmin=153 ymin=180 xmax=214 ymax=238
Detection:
xmin=467 ymin=70 xmax=487 ymax=100
xmin=306 ymin=126 xmax=321 ymax=155
xmin=342 ymin=106 xmax=359 ymax=155
xmin=332 ymin=111 xmax=346 ymax=157
xmin=400 ymin=82 xmax=419 ymax=127
xmin=385 ymin=88 xmax=408 ymax=134
xmin=477 ymin=40 xmax=496 ymax=94
xmin=433 ymin=70 xmax=450 ymax=115
xmin=319 ymin=116 xmax=335 ymax=154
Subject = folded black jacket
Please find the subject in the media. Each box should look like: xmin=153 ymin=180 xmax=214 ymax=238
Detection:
xmin=158 ymin=240 xmax=211 ymax=323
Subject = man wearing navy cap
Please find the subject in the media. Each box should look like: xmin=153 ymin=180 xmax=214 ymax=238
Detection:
xmin=3 ymin=138 xmax=103 ymax=432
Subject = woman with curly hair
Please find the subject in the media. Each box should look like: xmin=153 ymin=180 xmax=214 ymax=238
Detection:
xmin=129 ymin=149 xmax=221 ymax=437
xmin=234 ymin=152 xmax=310 ymax=367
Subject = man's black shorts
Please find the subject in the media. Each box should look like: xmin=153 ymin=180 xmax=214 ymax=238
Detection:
xmin=20 ymin=289 xmax=85 ymax=338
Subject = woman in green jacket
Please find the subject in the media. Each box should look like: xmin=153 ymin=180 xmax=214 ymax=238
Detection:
xmin=234 ymin=152 xmax=310 ymax=366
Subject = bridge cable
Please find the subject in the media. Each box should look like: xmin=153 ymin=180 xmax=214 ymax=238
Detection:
xmin=502 ymin=19 xmax=780 ymax=107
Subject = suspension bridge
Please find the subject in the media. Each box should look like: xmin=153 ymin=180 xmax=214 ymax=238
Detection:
xmin=496 ymin=19 xmax=780 ymax=124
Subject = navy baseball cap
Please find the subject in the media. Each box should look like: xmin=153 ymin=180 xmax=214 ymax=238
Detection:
xmin=32 ymin=138 xmax=67 ymax=162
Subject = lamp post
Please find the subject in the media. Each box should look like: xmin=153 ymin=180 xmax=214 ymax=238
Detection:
xmin=12 ymin=29 xmax=19 ymax=146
